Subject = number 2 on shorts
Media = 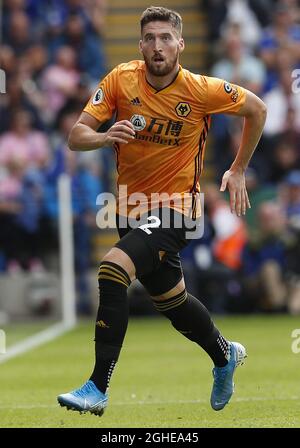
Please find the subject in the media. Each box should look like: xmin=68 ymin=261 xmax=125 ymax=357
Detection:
xmin=138 ymin=216 xmax=161 ymax=235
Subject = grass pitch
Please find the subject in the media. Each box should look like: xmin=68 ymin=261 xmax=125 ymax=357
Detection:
xmin=0 ymin=315 xmax=300 ymax=428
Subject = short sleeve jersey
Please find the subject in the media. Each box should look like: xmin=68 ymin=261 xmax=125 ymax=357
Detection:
xmin=84 ymin=60 xmax=246 ymax=217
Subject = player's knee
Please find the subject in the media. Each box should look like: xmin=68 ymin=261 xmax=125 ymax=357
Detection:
xmin=151 ymin=278 xmax=186 ymax=302
xmin=152 ymin=289 xmax=185 ymax=303
xmin=152 ymin=293 xmax=171 ymax=302
xmin=98 ymin=258 xmax=132 ymax=304
xmin=152 ymin=289 xmax=188 ymax=314
xmin=101 ymin=247 xmax=136 ymax=281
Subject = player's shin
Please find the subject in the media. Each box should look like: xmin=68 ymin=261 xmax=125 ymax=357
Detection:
xmin=153 ymin=291 xmax=230 ymax=367
xmin=89 ymin=261 xmax=131 ymax=393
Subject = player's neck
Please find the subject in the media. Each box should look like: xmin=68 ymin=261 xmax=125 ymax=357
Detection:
xmin=145 ymin=64 xmax=180 ymax=91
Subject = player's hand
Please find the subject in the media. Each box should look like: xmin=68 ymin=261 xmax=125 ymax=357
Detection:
xmin=104 ymin=120 xmax=135 ymax=145
xmin=220 ymin=168 xmax=251 ymax=216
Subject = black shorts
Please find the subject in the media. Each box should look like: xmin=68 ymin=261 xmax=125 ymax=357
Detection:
xmin=115 ymin=208 xmax=198 ymax=296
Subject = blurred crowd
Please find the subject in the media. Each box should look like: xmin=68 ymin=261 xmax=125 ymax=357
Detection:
xmin=1 ymin=0 xmax=300 ymax=315
xmin=182 ymin=0 xmax=300 ymax=314
xmin=0 ymin=0 xmax=108 ymax=313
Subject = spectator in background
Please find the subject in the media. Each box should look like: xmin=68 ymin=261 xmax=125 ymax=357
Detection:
xmin=204 ymin=183 xmax=247 ymax=273
xmin=208 ymin=1 xmax=300 ymax=315
xmin=259 ymin=2 xmax=300 ymax=92
xmin=0 ymin=156 xmax=46 ymax=273
xmin=243 ymin=167 xmax=277 ymax=230
xmin=25 ymin=0 xmax=106 ymax=40
xmin=25 ymin=45 xmax=49 ymax=84
xmin=0 ymin=38 xmax=49 ymax=131
xmin=202 ymin=0 xmax=227 ymax=44
xmin=280 ymin=170 xmax=300 ymax=230
xmin=203 ymin=0 xmax=272 ymax=46
xmin=3 ymin=0 xmax=28 ymax=26
xmin=0 ymin=44 xmax=16 ymax=79
xmin=0 ymin=109 xmax=50 ymax=169
xmin=280 ymin=171 xmax=300 ymax=314
xmin=269 ymin=137 xmax=300 ymax=184
xmin=86 ymin=0 xmax=107 ymax=36
xmin=262 ymin=65 xmax=300 ymax=175
xmin=65 ymin=0 xmax=107 ymax=34
xmin=182 ymin=183 xmax=247 ymax=313
xmin=61 ymin=13 xmax=106 ymax=84
xmin=222 ymin=0 xmax=263 ymax=50
xmin=41 ymin=46 xmax=80 ymax=124
xmin=246 ymin=190 xmax=300 ymax=315
xmin=263 ymin=67 xmax=300 ymax=138
xmin=47 ymin=14 xmax=105 ymax=86
xmin=260 ymin=3 xmax=300 ymax=67
xmin=0 ymin=76 xmax=45 ymax=133
xmin=0 ymin=159 xmax=23 ymax=272
xmin=0 ymin=109 xmax=50 ymax=272
xmin=242 ymin=201 xmax=292 ymax=312
xmin=211 ymin=25 xmax=266 ymax=182
xmin=44 ymin=111 xmax=104 ymax=314
xmin=4 ymin=10 xmax=33 ymax=56
xmin=181 ymin=209 xmax=217 ymax=311
xmin=212 ymin=24 xmax=266 ymax=95
xmin=0 ymin=0 xmax=107 ymax=286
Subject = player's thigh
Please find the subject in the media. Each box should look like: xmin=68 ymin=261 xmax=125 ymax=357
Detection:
xmin=101 ymin=247 xmax=136 ymax=281
xmin=138 ymin=252 xmax=185 ymax=297
xmin=115 ymin=208 xmax=192 ymax=279
xmin=115 ymin=226 xmax=161 ymax=278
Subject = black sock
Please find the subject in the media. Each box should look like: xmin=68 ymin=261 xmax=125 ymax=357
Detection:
xmin=153 ymin=291 xmax=230 ymax=367
xmin=90 ymin=261 xmax=131 ymax=393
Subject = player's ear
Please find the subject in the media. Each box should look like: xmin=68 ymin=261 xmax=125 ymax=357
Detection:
xmin=138 ymin=39 xmax=143 ymax=53
xmin=179 ymin=38 xmax=185 ymax=53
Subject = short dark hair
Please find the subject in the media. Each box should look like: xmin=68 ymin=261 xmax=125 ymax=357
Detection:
xmin=140 ymin=6 xmax=182 ymax=36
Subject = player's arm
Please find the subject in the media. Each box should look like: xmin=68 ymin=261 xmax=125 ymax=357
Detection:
xmin=220 ymin=90 xmax=267 ymax=216
xmin=68 ymin=112 xmax=135 ymax=151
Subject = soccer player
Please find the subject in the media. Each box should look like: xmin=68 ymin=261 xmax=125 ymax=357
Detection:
xmin=58 ymin=6 xmax=267 ymax=415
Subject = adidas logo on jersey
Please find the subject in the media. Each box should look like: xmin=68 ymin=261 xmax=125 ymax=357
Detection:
xmin=130 ymin=97 xmax=142 ymax=106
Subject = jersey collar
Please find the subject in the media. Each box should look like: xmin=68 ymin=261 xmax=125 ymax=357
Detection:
xmin=143 ymin=65 xmax=183 ymax=94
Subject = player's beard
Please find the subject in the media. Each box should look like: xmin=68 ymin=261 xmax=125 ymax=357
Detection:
xmin=143 ymin=48 xmax=179 ymax=77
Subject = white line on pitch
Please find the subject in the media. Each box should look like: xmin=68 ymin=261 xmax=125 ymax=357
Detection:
xmin=0 ymin=322 xmax=74 ymax=364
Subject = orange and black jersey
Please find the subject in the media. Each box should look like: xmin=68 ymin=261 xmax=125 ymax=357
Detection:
xmin=84 ymin=60 xmax=246 ymax=216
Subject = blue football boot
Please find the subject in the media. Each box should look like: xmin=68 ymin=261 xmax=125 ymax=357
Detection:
xmin=57 ymin=380 xmax=108 ymax=416
xmin=210 ymin=341 xmax=247 ymax=411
